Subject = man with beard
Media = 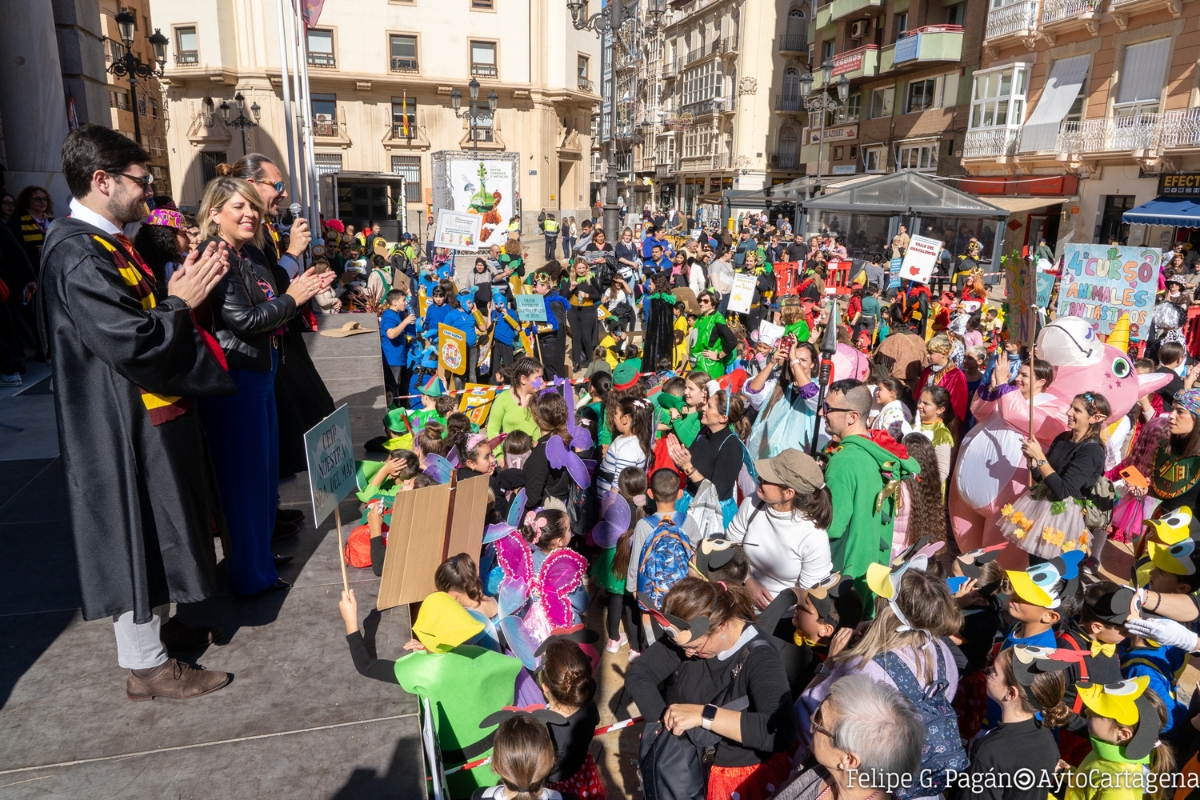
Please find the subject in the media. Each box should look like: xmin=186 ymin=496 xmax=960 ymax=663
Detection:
xmin=223 ymin=154 xmax=335 ymax=497
xmin=38 ymin=125 xmax=235 ymax=700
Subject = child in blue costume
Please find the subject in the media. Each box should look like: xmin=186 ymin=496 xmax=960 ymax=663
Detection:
xmin=338 ymin=589 xmax=522 ymax=798
xmin=422 ymin=283 xmax=453 ymax=344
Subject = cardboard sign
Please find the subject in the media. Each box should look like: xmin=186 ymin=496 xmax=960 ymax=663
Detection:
xmin=459 ymin=383 xmax=498 ymax=427
xmin=758 ymin=320 xmax=785 ymax=348
xmin=418 ymin=287 xmax=429 ymax=320
xmin=376 ymin=474 xmax=491 ymax=610
xmin=434 ymin=208 xmax=481 ymax=250
xmin=888 ymin=257 xmax=902 ymax=291
xmin=1036 ymin=271 xmax=1057 ymax=309
xmin=673 ymin=287 xmax=701 ymax=315
xmin=303 ymin=404 xmax=355 ymax=527
xmin=898 ymin=235 xmax=942 ymax=285
xmin=727 ymin=273 xmax=758 ymax=314
xmin=438 ymin=323 xmax=467 ymax=376
xmin=515 ymin=293 xmax=548 ymax=322
xmin=1005 ymin=254 xmax=1036 ymax=347
xmin=1056 ymin=244 xmax=1157 ymax=337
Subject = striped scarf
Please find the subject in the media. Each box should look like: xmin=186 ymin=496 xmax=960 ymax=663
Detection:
xmin=96 ymin=234 xmax=227 ymax=425
xmin=18 ymin=213 xmax=48 ymax=252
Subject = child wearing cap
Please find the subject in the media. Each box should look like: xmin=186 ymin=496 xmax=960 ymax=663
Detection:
xmin=413 ymin=377 xmax=448 ymax=430
xmin=726 ymin=450 xmax=833 ymax=611
xmin=1054 ymin=582 xmax=1131 ymax=765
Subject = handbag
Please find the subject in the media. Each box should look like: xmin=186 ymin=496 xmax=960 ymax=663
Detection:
xmin=637 ymin=639 xmax=772 ymax=800
xmin=1083 ymin=475 xmax=1116 ymax=530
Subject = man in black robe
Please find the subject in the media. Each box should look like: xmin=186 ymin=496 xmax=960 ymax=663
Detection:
xmin=38 ymin=125 xmax=235 ymax=700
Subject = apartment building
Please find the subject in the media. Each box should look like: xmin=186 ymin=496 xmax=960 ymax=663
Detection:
xmin=962 ymin=0 xmax=1200 ymax=253
xmin=803 ymin=0 xmax=985 ymax=182
xmin=632 ymin=0 xmax=811 ymax=215
xmin=150 ymin=0 xmax=600 ymax=229
xmin=100 ymin=0 xmax=172 ymax=194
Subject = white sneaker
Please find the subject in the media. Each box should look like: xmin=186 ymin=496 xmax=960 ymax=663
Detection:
xmin=0 ymin=374 xmax=21 ymax=387
xmin=627 ymin=648 xmax=640 ymax=662
xmin=605 ymin=632 xmax=628 ymax=653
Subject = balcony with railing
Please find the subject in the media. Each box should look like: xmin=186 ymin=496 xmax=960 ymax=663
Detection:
xmin=471 ymin=62 xmax=498 ymax=78
xmin=578 ymin=78 xmax=595 ymax=92
xmin=779 ymin=34 xmax=808 ymax=54
xmin=718 ymin=36 xmax=739 ymax=57
xmin=1163 ymin=108 xmax=1200 ymax=149
xmin=174 ymin=50 xmax=198 ymax=65
xmin=985 ymin=0 xmax=1040 ymax=43
xmin=773 ymin=152 xmax=801 ymax=170
xmin=390 ymin=57 xmax=419 ymax=73
xmin=1109 ymin=0 xmax=1175 ymax=21
xmin=662 ymin=60 xmax=677 ymax=79
xmin=880 ymin=26 xmax=963 ymax=73
xmin=963 ymin=128 xmax=1020 ymax=158
xmin=814 ymin=45 xmax=879 ymax=87
xmin=307 ymin=52 xmax=336 ymax=68
xmin=775 ymin=94 xmax=806 ymax=114
xmin=829 ymin=0 xmax=885 ymax=21
xmin=1040 ymin=0 xmax=1101 ymax=29
xmin=313 ymin=118 xmax=339 ymax=137
xmin=678 ymin=153 xmax=731 ymax=171
xmin=1057 ymin=113 xmax=1162 ymax=155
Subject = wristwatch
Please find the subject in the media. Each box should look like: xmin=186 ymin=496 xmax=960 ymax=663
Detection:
xmin=701 ymin=704 xmax=718 ymax=730
xmin=1032 ymin=459 xmax=1046 ymax=469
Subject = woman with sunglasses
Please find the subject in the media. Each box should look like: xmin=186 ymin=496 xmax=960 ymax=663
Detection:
xmin=626 ymin=577 xmax=794 ymax=800
xmin=692 ymin=289 xmax=736 ymax=379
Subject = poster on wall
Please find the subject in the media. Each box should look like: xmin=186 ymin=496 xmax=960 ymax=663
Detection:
xmin=1056 ymin=244 xmax=1157 ymax=338
xmin=448 ymin=159 xmax=515 ymax=249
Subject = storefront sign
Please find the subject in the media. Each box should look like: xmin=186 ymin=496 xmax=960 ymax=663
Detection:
xmin=832 ymin=165 xmax=857 ymax=175
xmin=1057 ymin=244 xmax=1157 ymax=337
xmin=806 ymin=125 xmax=859 ymax=144
xmin=895 ymin=34 xmax=920 ymax=63
xmin=1158 ymin=173 xmax=1200 ymax=196
xmin=832 ymin=52 xmax=864 ymax=76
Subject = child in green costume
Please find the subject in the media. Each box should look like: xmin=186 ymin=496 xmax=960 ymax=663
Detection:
xmin=339 ymin=590 xmax=523 ymax=798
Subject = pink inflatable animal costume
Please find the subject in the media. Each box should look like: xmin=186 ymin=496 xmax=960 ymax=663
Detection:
xmin=949 ymin=317 xmax=1171 ymax=567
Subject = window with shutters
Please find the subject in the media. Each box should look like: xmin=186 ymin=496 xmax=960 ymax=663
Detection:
xmin=1114 ymin=38 xmax=1171 ymax=117
xmin=391 ymin=156 xmax=421 ymax=200
xmin=389 ymin=35 xmax=419 ymax=73
xmin=315 ymin=153 xmax=343 ymax=175
xmin=306 ymin=30 xmax=335 ymax=68
xmin=391 ymin=97 xmax=417 ymax=138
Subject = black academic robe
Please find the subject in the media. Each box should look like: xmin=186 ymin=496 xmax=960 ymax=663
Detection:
xmin=245 ymin=229 xmax=334 ymax=477
xmin=642 ymin=294 xmax=676 ymax=373
xmin=37 ymin=216 xmax=236 ymax=623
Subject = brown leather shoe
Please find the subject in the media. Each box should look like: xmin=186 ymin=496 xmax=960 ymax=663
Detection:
xmin=126 ymin=659 xmax=231 ymax=701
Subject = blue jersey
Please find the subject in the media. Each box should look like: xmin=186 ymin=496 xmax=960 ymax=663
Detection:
xmin=443 ymin=306 xmax=478 ymax=347
xmin=1121 ymin=642 xmax=1188 ymax=738
xmin=1001 ymin=622 xmax=1057 ymax=651
xmin=422 ymin=302 xmax=452 ymax=341
xmin=379 ymin=309 xmax=410 ymax=367
xmin=491 ymin=306 xmax=518 ymax=347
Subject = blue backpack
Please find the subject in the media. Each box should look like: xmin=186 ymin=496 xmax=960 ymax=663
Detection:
xmin=637 ymin=513 xmax=692 ymax=609
xmin=873 ymin=646 xmax=967 ymax=800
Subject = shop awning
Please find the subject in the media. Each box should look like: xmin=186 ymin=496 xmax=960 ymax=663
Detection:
xmin=984 ymin=196 xmax=1070 ymax=214
xmin=1122 ymin=196 xmax=1200 ymax=227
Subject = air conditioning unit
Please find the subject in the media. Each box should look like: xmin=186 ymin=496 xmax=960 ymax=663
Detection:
xmin=850 ymin=19 xmax=870 ymax=38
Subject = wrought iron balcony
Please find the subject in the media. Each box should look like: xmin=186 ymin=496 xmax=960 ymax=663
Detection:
xmin=775 ymin=94 xmax=806 ymax=113
xmin=1040 ymin=0 xmax=1100 ymax=26
xmin=307 ymin=52 xmax=336 ymax=68
xmin=963 ymin=128 xmax=1020 ymax=158
xmin=174 ymin=50 xmax=198 ymax=65
xmin=778 ymin=34 xmax=807 ymax=54
xmin=470 ymin=63 xmax=498 ymax=78
xmin=984 ymin=0 xmax=1039 ymax=41
xmin=313 ymin=119 xmax=339 ymax=137
xmin=390 ymin=57 xmax=419 ymax=73
xmin=773 ymin=152 xmax=801 ymax=170
xmin=1056 ymin=113 xmax=1162 ymax=154
xmin=662 ymin=60 xmax=677 ymax=79
xmin=1162 ymin=108 xmax=1200 ymax=149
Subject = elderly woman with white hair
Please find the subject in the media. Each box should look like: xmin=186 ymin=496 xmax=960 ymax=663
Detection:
xmin=773 ymin=674 xmax=925 ymax=800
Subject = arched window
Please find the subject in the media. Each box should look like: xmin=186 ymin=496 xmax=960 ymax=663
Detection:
xmin=783 ymin=67 xmax=801 ymax=101
xmin=787 ymin=7 xmax=806 ymax=37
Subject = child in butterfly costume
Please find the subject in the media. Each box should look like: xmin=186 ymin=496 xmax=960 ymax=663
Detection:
xmin=492 ymin=509 xmax=590 ymax=644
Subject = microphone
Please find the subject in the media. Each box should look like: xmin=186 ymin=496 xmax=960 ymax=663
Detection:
xmin=289 ymin=203 xmax=302 ymax=219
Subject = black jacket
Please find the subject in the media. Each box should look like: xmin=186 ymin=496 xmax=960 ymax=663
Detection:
xmin=203 ymin=237 xmax=297 ymax=371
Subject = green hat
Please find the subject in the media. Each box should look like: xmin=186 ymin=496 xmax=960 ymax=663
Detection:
xmin=385 ymin=407 xmax=412 ymax=434
xmin=419 ymin=376 xmax=446 ymax=398
xmin=612 ymin=361 xmax=641 ymax=390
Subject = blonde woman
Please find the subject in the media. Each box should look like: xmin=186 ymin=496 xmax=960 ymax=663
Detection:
xmin=198 ymin=173 xmax=333 ymax=597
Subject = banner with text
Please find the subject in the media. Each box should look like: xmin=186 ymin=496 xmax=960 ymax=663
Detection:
xmin=303 ymin=404 xmax=355 ymax=526
xmin=898 ymin=235 xmax=942 ymax=285
xmin=1057 ymin=244 xmax=1157 ymax=338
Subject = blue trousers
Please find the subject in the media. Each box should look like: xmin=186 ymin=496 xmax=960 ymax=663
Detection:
xmin=200 ymin=349 xmax=280 ymax=596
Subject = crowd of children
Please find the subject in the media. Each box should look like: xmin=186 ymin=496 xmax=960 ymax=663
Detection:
xmin=319 ymin=214 xmax=1200 ymax=800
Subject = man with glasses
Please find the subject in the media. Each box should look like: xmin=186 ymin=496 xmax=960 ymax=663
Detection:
xmin=39 ymin=124 xmax=236 ymax=700
xmin=821 ymin=379 xmax=920 ymax=602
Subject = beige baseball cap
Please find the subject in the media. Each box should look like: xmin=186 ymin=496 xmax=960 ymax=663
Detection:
xmin=755 ymin=449 xmax=825 ymax=495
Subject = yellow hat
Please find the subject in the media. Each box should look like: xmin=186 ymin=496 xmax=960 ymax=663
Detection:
xmin=1149 ymin=537 xmax=1200 ymax=576
xmin=1005 ymin=551 xmax=1085 ymax=609
xmin=411 ymin=592 xmax=484 ymax=653
xmin=1107 ymin=314 xmax=1130 ymax=354
xmin=1006 ymin=569 xmax=1055 ymax=607
xmin=1077 ymin=677 xmax=1149 ymax=726
xmin=1145 ymin=508 xmax=1195 ymax=546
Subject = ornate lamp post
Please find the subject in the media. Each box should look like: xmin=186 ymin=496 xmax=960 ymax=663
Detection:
xmin=451 ymin=78 xmax=500 ymax=156
xmin=797 ymin=61 xmax=850 ymax=200
xmin=219 ymin=92 xmax=261 ymax=155
xmin=569 ymin=0 xmax=665 ymax=235
xmin=107 ymin=8 xmax=168 ymax=147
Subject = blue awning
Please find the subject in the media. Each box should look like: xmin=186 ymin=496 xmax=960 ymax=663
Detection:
xmin=1122 ymin=196 xmax=1200 ymax=227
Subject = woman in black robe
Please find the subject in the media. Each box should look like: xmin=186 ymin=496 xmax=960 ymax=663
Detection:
xmin=642 ymin=271 xmax=677 ymax=373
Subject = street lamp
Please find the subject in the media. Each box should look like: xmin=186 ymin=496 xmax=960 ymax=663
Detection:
xmin=220 ymin=91 xmax=260 ymax=155
xmin=452 ymin=81 xmax=498 ymax=155
xmin=107 ymin=7 xmax=168 ymax=148
xmin=568 ymin=0 xmax=636 ymax=237
xmin=797 ymin=62 xmax=850 ymax=200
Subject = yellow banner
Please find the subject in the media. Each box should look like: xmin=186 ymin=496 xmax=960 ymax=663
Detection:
xmin=438 ymin=323 xmax=467 ymax=376
xmin=459 ymin=383 xmax=498 ymax=427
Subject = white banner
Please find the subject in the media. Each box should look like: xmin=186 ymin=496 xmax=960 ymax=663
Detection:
xmin=434 ymin=209 xmax=482 ymax=250
xmin=448 ymin=159 xmax=514 ymax=248
xmin=898 ymin=234 xmax=943 ymax=285
xmin=727 ymin=273 xmax=758 ymax=314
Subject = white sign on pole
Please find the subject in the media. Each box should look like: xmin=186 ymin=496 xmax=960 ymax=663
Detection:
xmin=435 ymin=209 xmax=482 ymax=250
xmin=727 ymin=273 xmax=758 ymax=315
xmin=898 ymin=234 xmax=943 ymax=285
xmin=303 ymin=404 xmax=355 ymax=526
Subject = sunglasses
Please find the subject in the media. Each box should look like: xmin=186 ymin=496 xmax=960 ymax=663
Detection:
xmin=116 ymin=172 xmax=154 ymax=188
xmin=821 ymin=403 xmax=854 ymax=415
xmin=252 ymin=179 xmax=287 ymax=193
